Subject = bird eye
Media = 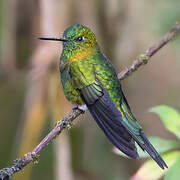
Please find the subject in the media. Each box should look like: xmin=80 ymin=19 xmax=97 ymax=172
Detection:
xmin=75 ymin=36 xmax=85 ymax=42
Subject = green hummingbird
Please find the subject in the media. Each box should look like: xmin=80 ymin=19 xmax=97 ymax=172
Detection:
xmin=39 ymin=24 xmax=167 ymax=169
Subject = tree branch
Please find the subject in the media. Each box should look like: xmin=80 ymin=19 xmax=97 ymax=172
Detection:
xmin=0 ymin=22 xmax=180 ymax=180
xmin=118 ymin=22 xmax=180 ymax=80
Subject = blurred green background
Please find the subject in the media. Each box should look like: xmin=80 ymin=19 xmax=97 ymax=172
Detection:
xmin=0 ymin=0 xmax=180 ymax=180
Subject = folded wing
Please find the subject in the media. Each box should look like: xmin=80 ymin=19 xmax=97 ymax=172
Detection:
xmin=80 ymin=83 xmax=167 ymax=169
xmin=81 ymin=83 xmax=138 ymax=159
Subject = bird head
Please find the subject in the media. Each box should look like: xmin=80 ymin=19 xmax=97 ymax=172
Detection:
xmin=39 ymin=24 xmax=99 ymax=62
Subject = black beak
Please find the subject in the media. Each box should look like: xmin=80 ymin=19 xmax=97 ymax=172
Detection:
xmin=38 ymin=37 xmax=68 ymax=42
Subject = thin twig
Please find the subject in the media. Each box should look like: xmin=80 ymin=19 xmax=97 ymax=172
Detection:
xmin=0 ymin=108 xmax=82 ymax=180
xmin=118 ymin=22 xmax=180 ymax=80
xmin=0 ymin=22 xmax=180 ymax=180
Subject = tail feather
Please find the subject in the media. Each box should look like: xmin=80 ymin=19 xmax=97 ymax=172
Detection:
xmin=121 ymin=112 xmax=168 ymax=169
xmin=120 ymin=88 xmax=168 ymax=169
xmin=140 ymin=131 xmax=168 ymax=169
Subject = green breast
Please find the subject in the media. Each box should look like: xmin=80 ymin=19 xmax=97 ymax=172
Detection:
xmin=69 ymin=58 xmax=96 ymax=89
xmin=68 ymin=52 xmax=123 ymax=109
xmin=60 ymin=62 xmax=83 ymax=104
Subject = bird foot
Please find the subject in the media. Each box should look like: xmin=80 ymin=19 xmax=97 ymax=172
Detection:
xmin=73 ymin=104 xmax=87 ymax=113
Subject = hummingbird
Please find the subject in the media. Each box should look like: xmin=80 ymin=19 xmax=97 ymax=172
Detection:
xmin=39 ymin=24 xmax=167 ymax=169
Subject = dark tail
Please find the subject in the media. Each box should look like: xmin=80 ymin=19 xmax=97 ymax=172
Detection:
xmin=139 ymin=130 xmax=168 ymax=169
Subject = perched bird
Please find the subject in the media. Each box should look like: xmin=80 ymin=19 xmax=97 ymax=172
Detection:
xmin=39 ymin=24 xmax=167 ymax=169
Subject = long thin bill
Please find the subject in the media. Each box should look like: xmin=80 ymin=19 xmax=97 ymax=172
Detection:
xmin=38 ymin=37 xmax=68 ymax=42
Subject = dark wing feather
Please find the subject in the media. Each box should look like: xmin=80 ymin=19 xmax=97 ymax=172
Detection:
xmin=81 ymin=83 xmax=168 ymax=169
xmin=81 ymin=84 xmax=138 ymax=159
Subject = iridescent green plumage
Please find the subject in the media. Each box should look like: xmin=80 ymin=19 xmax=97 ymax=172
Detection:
xmin=40 ymin=24 xmax=167 ymax=169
